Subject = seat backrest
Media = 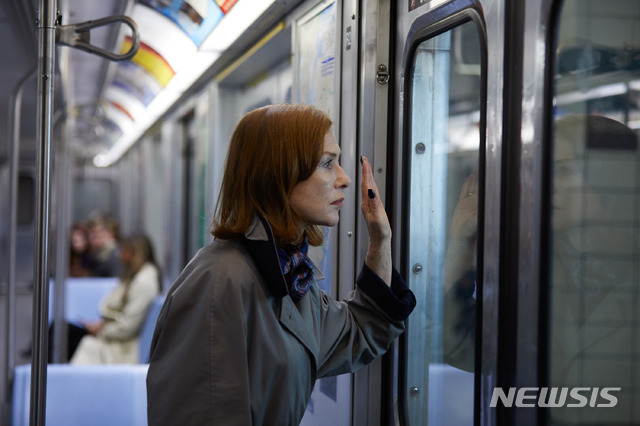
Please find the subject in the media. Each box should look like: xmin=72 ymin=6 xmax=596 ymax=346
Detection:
xmin=49 ymin=278 xmax=119 ymax=325
xmin=138 ymin=295 xmax=165 ymax=363
xmin=12 ymin=364 xmax=149 ymax=426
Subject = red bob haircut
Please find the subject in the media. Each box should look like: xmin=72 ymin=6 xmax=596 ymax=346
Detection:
xmin=211 ymin=104 xmax=332 ymax=246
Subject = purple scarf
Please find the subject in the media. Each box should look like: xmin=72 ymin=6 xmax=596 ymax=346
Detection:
xmin=277 ymin=238 xmax=315 ymax=303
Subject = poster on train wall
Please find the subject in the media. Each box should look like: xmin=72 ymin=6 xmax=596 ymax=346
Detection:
xmin=214 ymin=0 xmax=237 ymax=13
xmin=123 ymin=38 xmax=176 ymax=88
xmin=295 ymin=2 xmax=337 ymax=121
xmin=139 ymin=0 xmax=224 ymax=46
xmin=112 ymin=61 xmax=163 ymax=106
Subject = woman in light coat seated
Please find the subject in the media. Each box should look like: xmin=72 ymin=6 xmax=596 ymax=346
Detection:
xmin=71 ymin=235 xmax=162 ymax=365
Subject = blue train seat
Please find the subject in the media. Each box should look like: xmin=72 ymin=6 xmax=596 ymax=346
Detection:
xmin=12 ymin=283 xmax=164 ymax=425
xmin=12 ymin=364 xmax=149 ymax=426
xmin=138 ymin=295 xmax=165 ymax=364
xmin=48 ymin=278 xmax=119 ymax=324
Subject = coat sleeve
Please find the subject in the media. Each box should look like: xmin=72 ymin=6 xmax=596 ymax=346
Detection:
xmin=146 ymin=259 xmax=254 ymax=426
xmin=99 ymin=264 xmax=159 ymax=341
xmin=315 ymin=264 xmax=416 ymax=378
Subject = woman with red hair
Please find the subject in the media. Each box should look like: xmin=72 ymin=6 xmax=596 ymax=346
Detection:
xmin=146 ymin=104 xmax=415 ymax=425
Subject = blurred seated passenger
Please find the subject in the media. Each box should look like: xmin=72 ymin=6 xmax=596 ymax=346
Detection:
xmin=71 ymin=235 xmax=162 ymax=364
xmin=86 ymin=214 xmax=122 ymax=277
xmin=69 ymin=223 xmax=91 ymax=277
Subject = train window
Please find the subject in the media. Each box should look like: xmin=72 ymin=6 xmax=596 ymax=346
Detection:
xmin=548 ymin=1 xmax=640 ymax=424
xmin=404 ymin=20 xmax=482 ymax=425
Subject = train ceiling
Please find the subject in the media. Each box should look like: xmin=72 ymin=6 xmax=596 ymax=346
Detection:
xmin=1 ymin=0 xmax=638 ymax=167
xmin=0 ymin=0 xmax=298 ymax=166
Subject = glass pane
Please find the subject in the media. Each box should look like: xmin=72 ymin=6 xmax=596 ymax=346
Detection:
xmin=549 ymin=1 xmax=640 ymax=424
xmin=405 ymin=21 xmax=482 ymax=425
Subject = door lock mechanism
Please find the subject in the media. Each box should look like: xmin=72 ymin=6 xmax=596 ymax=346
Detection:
xmin=376 ymin=64 xmax=389 ymax=85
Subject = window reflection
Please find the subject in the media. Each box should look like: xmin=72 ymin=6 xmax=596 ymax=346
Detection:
xmin=405 ymin=21 xmax=482 ymax=426
xmin=549 ymin=1 xmax=640 ymax=424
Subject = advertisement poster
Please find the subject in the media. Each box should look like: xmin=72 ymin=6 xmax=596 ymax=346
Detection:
xmin=296 ymin=2 xmax=337 ymax=120
xmin=140 ymin=0 xmax=225 ymax=46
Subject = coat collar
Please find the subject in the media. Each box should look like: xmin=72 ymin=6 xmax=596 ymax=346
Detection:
xmin=243 ymin=216 xmax=323 ymax=368
xmin=242 ymin=216 xmax=324 ymax=298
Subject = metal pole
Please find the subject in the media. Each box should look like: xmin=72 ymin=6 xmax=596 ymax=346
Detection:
xmin=30 ymin=0 xmax=57 ymax=424
xmin=50 ymin=0 xmax=72 ymax=364
xmin=51 ymin=118 xmax=71 ymax=364
xmin=5 ymin=66 xmax=37 ymax=413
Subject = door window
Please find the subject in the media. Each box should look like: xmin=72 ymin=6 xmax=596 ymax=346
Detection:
xmin=404 ymin=20 xmax=483 ymax=425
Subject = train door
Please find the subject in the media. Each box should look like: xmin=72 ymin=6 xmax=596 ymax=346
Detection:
xmin=398 ymin=8 xmax=484 ymax=426
xmin=392 ymin=1 xmax=499 ymax=425
xmin=542 ymin=0 xmax=640 ymax=424
xmin=349 ymin=0 xmax=396 ymax=424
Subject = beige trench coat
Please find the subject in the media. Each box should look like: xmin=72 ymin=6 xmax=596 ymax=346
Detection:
xmin=146 ymin=217 xmax=415 ymax=425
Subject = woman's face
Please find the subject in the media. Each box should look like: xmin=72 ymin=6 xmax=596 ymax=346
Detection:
xmin=119 ymin=243 xmax=134 ymax=266
xmin=71 ymin=229 xmax=87 ymax=252
xmin=289 ymin=131 xmax=351 ymax=229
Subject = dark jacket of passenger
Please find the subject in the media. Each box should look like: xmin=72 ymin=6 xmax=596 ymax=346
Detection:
xmin=146 ymin=216 xmax=415 ymax=425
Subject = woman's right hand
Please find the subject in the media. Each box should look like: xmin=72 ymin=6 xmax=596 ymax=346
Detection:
xmin=360 ymin=156 xmax=391 ymax=244
xmin=360 ymin=156 xmax=392 ymax=286
xmin=84 ymin=320 xmax=105 ymax=336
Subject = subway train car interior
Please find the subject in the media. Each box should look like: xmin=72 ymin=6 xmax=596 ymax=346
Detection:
xmin=1 ymin=0 xmax=639 ymax=425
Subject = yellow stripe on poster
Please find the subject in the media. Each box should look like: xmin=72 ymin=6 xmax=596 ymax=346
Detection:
xmin=122 ymin=37 xmax=176 ymax=87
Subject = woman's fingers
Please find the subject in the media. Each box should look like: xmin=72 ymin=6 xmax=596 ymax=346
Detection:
xmin=360 ymin=156 xmax=375 ymax=200
xmin=360 ymin=156 xmax=391 ymax=241
xmin=360 ymin=156 xmax=380 ymax=210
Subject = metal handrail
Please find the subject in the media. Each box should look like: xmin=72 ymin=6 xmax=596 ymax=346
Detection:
xmin=30 ymin=0 xmax=57 ymax=424
xmin=56 ymin=15 xmax=140 ymax=61
xmin=28 ymin=7 xmax=141 ymax=426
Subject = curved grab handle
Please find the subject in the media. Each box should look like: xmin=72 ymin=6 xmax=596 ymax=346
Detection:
xmin=56 ymin=15 xmax=140 ymax=61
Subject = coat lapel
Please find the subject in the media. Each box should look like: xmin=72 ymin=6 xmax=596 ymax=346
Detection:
xmin=242 ymin=216 xmax=321 ymax=365
xmin=279 ymin=296 xmax=319 ymax=367
xmin=243 ymin=216 xmax=288 ymax=298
